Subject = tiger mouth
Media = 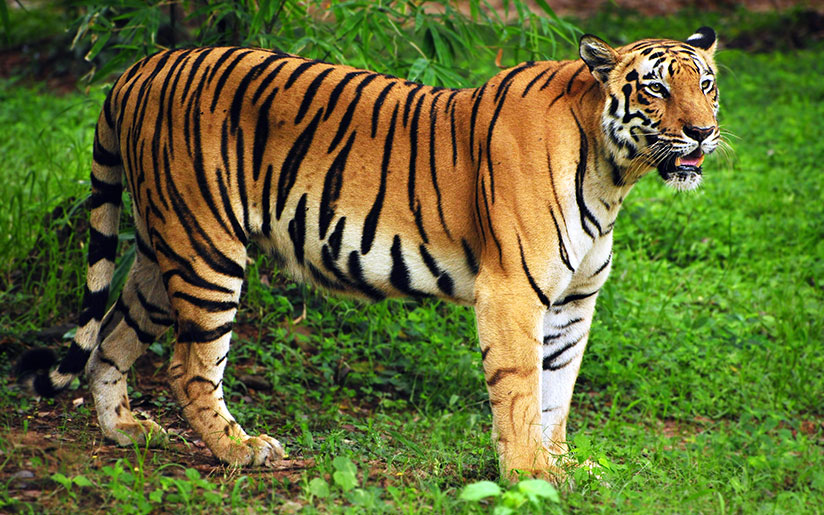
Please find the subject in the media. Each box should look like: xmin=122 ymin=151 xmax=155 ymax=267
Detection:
xmin=657 ymin=148 xmax=705 ymax=191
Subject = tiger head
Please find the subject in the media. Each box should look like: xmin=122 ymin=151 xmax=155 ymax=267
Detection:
xmin=580 ymin=27 xmax=720 ymax=191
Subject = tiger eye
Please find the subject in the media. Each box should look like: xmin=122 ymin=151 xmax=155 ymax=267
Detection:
xmin=647 ymin=82 xmax=664 ymax=94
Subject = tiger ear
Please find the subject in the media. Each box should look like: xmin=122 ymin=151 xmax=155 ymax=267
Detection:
xmin=685 ymin=26 xmax=717 ymax=54
xmin=579 ymin=34 xmax=619 ymax=84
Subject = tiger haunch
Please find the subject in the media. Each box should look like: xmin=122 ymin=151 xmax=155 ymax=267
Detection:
xmin=18 ymin=28 xmax=720 ymax=480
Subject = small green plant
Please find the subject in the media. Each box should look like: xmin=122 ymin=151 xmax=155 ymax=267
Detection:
xmin=51 ymin=472 xmax=94 ymax=500
xmin=460 ymin=478 xmax=560 ymax=514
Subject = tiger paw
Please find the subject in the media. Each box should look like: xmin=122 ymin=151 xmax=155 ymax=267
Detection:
xmin=106 ymin=418 xmax=168 ymax=447
xmin=217 ymin=434 xmax=285 ymax=467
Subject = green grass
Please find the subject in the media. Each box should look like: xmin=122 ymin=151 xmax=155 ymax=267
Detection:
xmin=2 ymin=8 xmax=823 ymax=514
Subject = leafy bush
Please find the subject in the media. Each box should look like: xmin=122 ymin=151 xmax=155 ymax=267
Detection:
xmin=71 ymin=0 xmax=580 ymax=86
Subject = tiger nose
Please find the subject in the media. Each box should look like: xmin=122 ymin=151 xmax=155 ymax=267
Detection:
xmin=683 ymin=125 xmax=715 ymax=143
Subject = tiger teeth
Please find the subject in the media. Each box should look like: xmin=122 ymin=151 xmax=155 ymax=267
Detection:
xmin=675 ymin=157 xmax=681 ymax=167
xmin=696 ymin=154 xmax=705 ymax=166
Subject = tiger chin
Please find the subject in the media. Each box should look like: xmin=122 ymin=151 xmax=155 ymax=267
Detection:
xmin=17 ymin=27 xmax=720 ymax=483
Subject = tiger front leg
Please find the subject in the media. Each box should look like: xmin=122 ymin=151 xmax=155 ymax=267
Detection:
xmin=474 ymin=283 xmax=560 ymax=481
xmin=539 ymin=295 xmax=597 ymax=463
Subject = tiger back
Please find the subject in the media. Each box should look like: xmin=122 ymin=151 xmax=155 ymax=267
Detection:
xmin=18 ymin=27 xmax=720 ymax=480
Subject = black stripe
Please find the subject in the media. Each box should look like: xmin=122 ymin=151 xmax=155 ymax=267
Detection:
xmin=205 ymin=47 xmax=244 ymax=84
xmin=327 ymin=73 xmax=379 ymax=153
xmin=361 ymin=103 xmax=399 ymax=255
xmin=188 ymin=133 xmax=236 ymax=241
xmin=296 ymin=67 xmax=334 ymax=124
xmin=428 ymin=94 xmax=451 ymax=239
xmin=402 ymin=84 xmax=424 ymax=127
xmin=179 ymin=49 xmax=211 ymax=111
xmin=543 ymin=337 xmax=583 ymax=366
xmin=328 ymin=217 xmax=346 ymax=260
xmin=321 ymin=244 xmax=353 ymax=286
xmin=172 ymin=291 xmax=238 ymax=313
xmin=56 ymin=343 xmax=92 ymax=375
xmin=153 ymin=50 xmax=192 ymax=163
xmin=407 ymin=94 xmax=426 ymax=224
xmin=566 ymin=64 xmax=585 ymax=93
xmin=260 ymin=163 xmax=275 ymax=237
xmin=551 ymin=317 xmax=583 ymax=330
xmin=284 ymin=60 xmax=318 ymax=89
xmin=135 ymin=288 xmax=169 ymax=317
xmin=252 ymin=87 xmax=279 ymax=181
xmin=485 ymin=81 xmax=514 ymax=203
xmin=215 ymin=158 xmax=248 ymax=244
xmin=591 ymin=252 xmax=612 ymax=277
xmin=480 ymin=176 xmax=503 ymax=263
xmin=288 ymin=193 xmax=308 ymax=265
xmin=165 ymin=50 xmax=197 ymax=160
xmin=93 ymin=133 xmax=122 ymax=167
xmin=153 ymin=233 xmax=234 ymax=294
xmin=308 ymin=262 xmax=347 ymax=292
xmin=135 ymin=232 xmax=156 ymax=262
xmin=209 ymin=50 xmax=252 ymax=112
xmin=371 ymin=82 xmax=397 ymax=138
xmin=468 ymin=84 xmax=487 ymax=164
xmin=177 ymin=320 xmax=234 ymax=344
xmin=389 ymin=235 xmax=429 ymax=298
xmin=102 ymin=86 xmax=116 ymax=129
xmin=543 ymin=355 xmax=577 ymax=371
xmin=251 ymin=60 xmax=289 ymax=105
xmin=437 ymin=274 xmax=455 ymax=297
xmin=120 ymin=300 xmax=158 ymax=344
xmin=319 ymin=131 xmax=356 ymax=239
xmin=494 ymin=61 xmax=533 ymax=102
xmin=323 ymin=71 xmax=367 ymax=122
xmin=462 ymin=239 xmax=479 ymax=276
xmin=571 ymin=109 xmax=601 ymax=238
xmin=183 ymin=375 xmax=221 ymax=393
xmin=347 ymin=251 xmax=385 ymax=301
xmin=87 ymin=227 xmax=118 ymax=267
xmin=276 ymin=108 xmax=324 ymax=220
xmin=183 ymin=62 xmax=212 ymax=158
xmin=449 ymin=96 xmax=459 ymax=166
xmin=413 ymin=204 xmax=429 ymax=244
xmin=539 ymin=68 xmax=561 ymax=91
xmin=89 ymin=174 xmax=123 ymax=209
xmin=163 ymin=128 xmax=245 ymax=279
xmin=33 ymin=372 xmax=60 ymax=397
xmin=232 ymin=125 xmax=250 ymax=233
xmin=419 ymin=245 xmax=441 ymax=276
xmin=522 ymin=67 xmax=550 ymax=97
xmin=518 ymin=236 xmax=551 ymax=308
xmin=553 ymin=290 xmax=598 ymax=307
xmin=549 ymin=209 xmax=574 ymax=272
xmin=418 ymin=245 xmax=455 ymax=296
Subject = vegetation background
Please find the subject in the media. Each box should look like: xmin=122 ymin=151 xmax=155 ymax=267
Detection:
xmin=1 ymin=0 xmax=822 ymax=512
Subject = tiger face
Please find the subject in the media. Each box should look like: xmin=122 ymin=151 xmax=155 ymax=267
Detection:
xmin=581 ymin=27 xmax=719 ymax=191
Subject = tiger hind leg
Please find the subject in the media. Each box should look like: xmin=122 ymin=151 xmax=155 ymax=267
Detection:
xmin=87 ymin=243 xmax=173 ymax=447
xmin=162 ymin=247 xmax=283 ymax=467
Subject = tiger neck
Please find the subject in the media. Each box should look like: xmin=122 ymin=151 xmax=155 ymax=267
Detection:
xmin=570 ymin=76 xmax=643 ymax=232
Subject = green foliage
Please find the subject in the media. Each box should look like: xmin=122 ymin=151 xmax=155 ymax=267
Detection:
xmin=70 ymin=0 xmax=579 ymax=86
xmin=460 ymin=478 xmax=560 ymax=514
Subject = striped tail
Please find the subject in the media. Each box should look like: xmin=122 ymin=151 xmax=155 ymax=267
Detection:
xmin=17 ymin=92 xmax=123 ymax=397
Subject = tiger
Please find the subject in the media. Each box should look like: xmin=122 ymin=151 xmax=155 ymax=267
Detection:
xmin=17 ymin=27 xmax=720 ymax=480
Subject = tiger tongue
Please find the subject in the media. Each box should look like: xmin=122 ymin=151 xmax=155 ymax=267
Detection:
xmin=675 ymin=153 xmax=705 ymax=167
